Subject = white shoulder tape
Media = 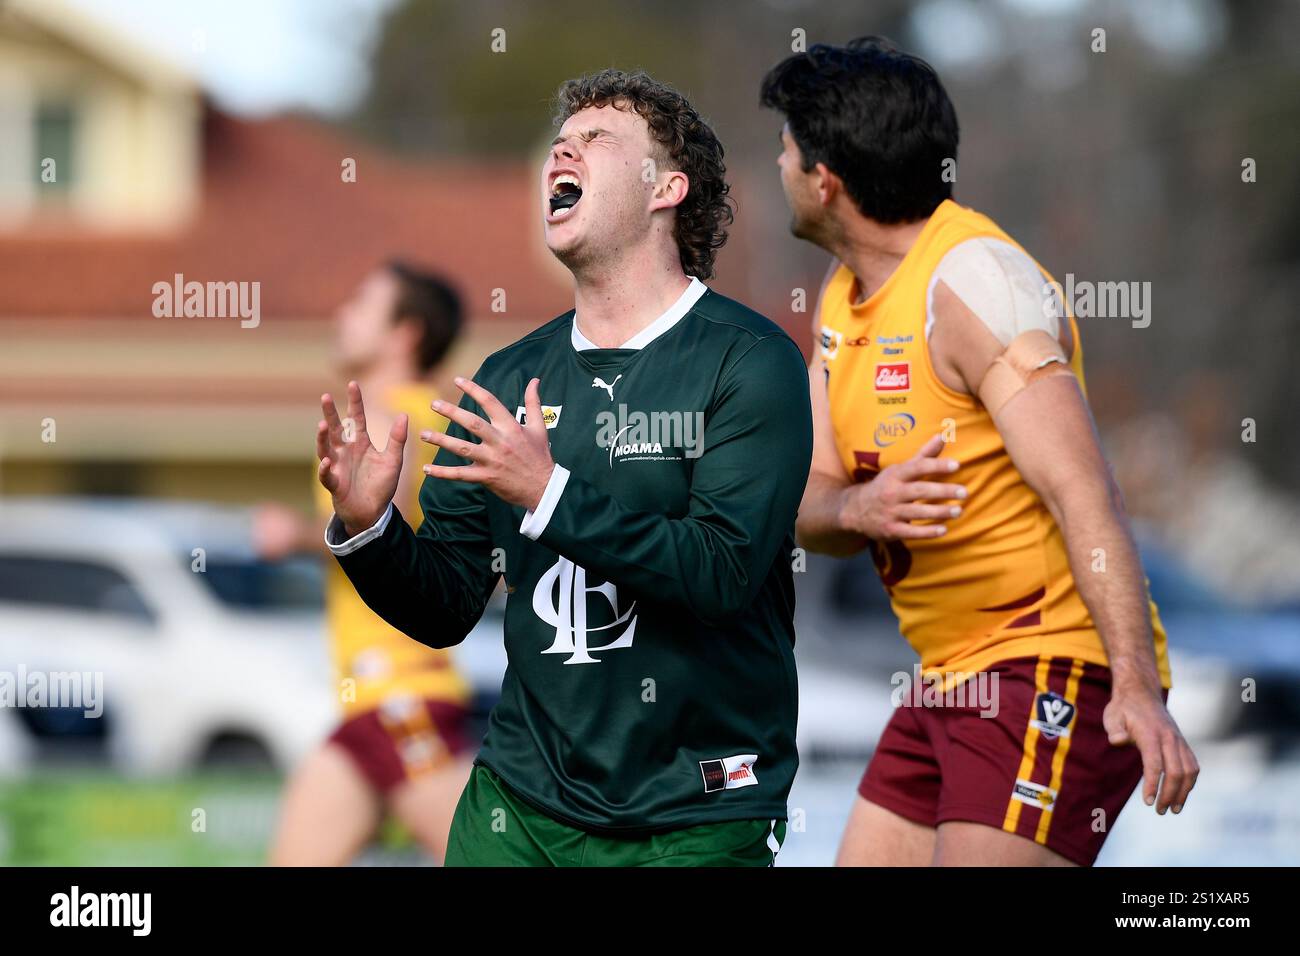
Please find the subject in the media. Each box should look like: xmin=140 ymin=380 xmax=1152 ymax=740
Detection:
xmin=926 ymin=237 xmax=1059 ymax=346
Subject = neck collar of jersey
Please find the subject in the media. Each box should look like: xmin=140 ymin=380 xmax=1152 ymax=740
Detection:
xmin=571 ymin=276 xmax=707 ymax=351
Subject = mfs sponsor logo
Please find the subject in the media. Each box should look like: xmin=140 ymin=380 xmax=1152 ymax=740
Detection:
xmin=874 ymin=362 xmax=910 ymax=391
xmin=874 ymin=412 xmax=915 ymax=447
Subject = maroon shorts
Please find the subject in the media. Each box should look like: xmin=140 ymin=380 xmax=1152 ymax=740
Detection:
xmin=328 ymin=697 xmax=471 ymax=794
xmin=859 ymin=655 xmax=1164 ymax=866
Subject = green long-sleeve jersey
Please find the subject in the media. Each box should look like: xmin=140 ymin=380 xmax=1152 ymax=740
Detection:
xmin=331 ymin=284 xmax=813 ymax=833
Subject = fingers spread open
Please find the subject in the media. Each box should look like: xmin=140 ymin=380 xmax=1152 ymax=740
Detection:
xmin=523 ymin=377 xmax=545 ymax=433
xmin=317 ymin=456 xmax=337 ymax=493
xmin=424 ymin=462 xmax=489 ymax=484
xmin=454 ymin=376 xmax=512 ymax=426
xmin=385 ymin=413 xmax=409 ymax=462
xmin=321 ymin=393 xmax=345 ymax=448
xmin=345 ymin=380 xmax=369 ymax=439
xmin=423 ymin=429 xmax=483 ymax=463
xmin=435 ymin=399 xmax=496 ymax=443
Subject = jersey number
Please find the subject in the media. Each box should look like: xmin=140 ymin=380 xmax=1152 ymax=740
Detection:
xmin=852 ymin=450 xmax=912 ymax=588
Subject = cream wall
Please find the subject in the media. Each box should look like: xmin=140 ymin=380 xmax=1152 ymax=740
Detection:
xmin=0 ymin=8 xmax=199 ymax=231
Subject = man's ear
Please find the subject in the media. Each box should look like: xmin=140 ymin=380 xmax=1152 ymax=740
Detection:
xmin=813 ymin=162 xmax=840 ymax=207
xmin=650 ymin=169 xmax=690 ymax=212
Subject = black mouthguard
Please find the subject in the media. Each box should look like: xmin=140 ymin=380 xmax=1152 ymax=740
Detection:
xmin=549 ymin=187 xmax=581 ymax=213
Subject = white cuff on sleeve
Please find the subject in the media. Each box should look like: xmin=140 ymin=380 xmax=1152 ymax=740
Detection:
xmin=326 ymin=502 xmax=394 ymax=555
xmin=519 ymin=465 xmax=570 ymax=540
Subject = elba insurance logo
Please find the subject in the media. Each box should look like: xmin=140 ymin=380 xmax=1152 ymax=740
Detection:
xmin=874 ymin=362 xmax=910 ymax=391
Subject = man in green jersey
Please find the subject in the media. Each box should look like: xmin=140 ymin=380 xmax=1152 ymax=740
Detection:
xmin=315 ymin=70 xmax=812 ymax=866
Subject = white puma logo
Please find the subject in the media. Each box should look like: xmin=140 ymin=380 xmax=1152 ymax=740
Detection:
xmin=592 ymin=374 xmax=622 ymax=400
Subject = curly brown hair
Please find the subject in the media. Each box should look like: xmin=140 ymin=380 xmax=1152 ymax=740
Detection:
xmin=553 ymin=69 xmax=733 ymax=280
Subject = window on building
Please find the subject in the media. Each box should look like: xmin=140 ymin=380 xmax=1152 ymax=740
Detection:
xmin=34 ymin=101 xmax=77 ymax=195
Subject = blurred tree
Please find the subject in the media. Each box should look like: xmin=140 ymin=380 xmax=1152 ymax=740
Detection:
xmin=353 ymin=0 xmax=711 ymax=154
xmin=351 ymin=0 xmax=912 ymax=156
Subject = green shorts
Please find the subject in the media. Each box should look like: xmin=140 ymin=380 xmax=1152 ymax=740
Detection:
xmin=445 ymin=765 xmax=786 ymax=867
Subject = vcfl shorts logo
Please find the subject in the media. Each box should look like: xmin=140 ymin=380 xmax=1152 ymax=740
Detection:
xmin=152 ymin=272 xmax=261 ymax=328
xmin=533 ymin=558 xmax=637 ymax=664
xmin=1030 ymin=691 xmax=1076 ymax=738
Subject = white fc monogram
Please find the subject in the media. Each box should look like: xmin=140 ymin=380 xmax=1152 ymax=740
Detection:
xmin=533 ymin=558 xmax=637 ymax=664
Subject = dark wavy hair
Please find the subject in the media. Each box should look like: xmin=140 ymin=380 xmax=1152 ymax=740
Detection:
xmin=554 ymin=69 xmax=733 ymax=280
xmin=761 ymin=36 xmax=958 ymax=223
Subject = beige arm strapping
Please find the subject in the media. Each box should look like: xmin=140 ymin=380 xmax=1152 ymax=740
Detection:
xmin=979 ymin=329 xmax=1073 ymax=416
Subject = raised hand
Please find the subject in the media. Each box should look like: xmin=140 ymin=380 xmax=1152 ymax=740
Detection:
xmin=420 ymin=376 xmax=555 ymax=511
xmin=317 ymin=381 xmax=407 ymax=536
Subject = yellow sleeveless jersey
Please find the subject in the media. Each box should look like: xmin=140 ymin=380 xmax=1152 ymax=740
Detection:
xmin=819 ymin=199 xmax=1170 ymax=688
xmin=314 ymin=383 xmax=472 ymax=716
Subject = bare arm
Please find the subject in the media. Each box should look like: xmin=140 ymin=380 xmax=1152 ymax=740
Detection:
xmin=932 ymin=278 xmax=1198 ymax=815
xmin=997 ymin=378 xmax=1161 ymax=691
xmin=796 ymin=260 xmax=966 ymax=554
xmin=796 ymin=358 xmax=871 ymax=557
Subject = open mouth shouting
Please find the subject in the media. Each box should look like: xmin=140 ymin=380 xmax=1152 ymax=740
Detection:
xmin=548 ymin=172 xmax=583 ymax=220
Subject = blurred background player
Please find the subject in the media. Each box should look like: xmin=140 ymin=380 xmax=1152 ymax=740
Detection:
xmin=763 ymin=37 xmax=1199 ymax=866
xmin=257 ymin=261 xmax=474 ymax=865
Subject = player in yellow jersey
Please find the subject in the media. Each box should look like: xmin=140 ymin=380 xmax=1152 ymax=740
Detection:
xmin=762 ymin=38 xmax=1199 ymax=866
xmin=258 ymin=262 xmax=474 ymax=865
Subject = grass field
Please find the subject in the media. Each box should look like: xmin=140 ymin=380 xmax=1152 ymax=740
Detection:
xmin=0 ymin=772 xmax=283 ymax=866
xmin=0 ymin=772 xmax=441 ymax=866
xmin=5 ymin=746 xmax=1298 ymax=865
